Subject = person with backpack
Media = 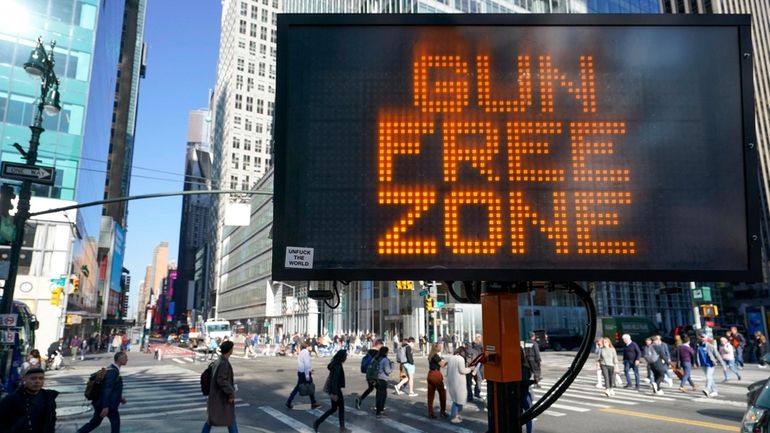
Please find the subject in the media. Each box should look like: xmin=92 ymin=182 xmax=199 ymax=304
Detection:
xmin=286 ymin=343 xmax=321 ymax=410
xmin=313 ymin=350 xmax=351 ymax=433
xmin=394 ymin=338 xmax=417 ymax=397
xmin=77 ymin=351 xmax=128 ymax=433
xmin=426 ymin=342 xmax=448 ymax=419
xmin=643 ymin=337 xmax=666 ymax=395
xmin=0 ymin=367 xmax=58 ymax=433
xmin=354 ymin=339 xmax=382 ymax=410
xmin=373 ymin=346 xmax=392 ymax=418
xmin=200 ymin=340 xmax=238 ymax=433
xmin=698 ymin=333 xmax=726 ymax=397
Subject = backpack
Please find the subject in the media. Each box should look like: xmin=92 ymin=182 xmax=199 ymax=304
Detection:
xmin=396 ymin=345 xmax=406 ymax=363
xmin=365 ymin=356 xmax=380 ymax=382
xmin=360 ymin=352 xmax=373 ymax=374
xmin=643 ymin=345 xmax=660 ymax=364
xmin=84 ymin=368 xmax=108 ymax=401
xmin=200 ymin=362 xmax=215 ymax=396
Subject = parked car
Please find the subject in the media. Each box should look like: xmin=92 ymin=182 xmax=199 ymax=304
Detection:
xmin=743 ymin=354 xmax=770 ymax=432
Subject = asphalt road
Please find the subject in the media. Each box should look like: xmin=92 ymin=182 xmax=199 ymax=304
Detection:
xmin=40 ymin=346 xmax=765 ymax=433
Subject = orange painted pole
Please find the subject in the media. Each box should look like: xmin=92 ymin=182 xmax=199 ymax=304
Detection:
xmin=482 ymin=291 xmax=522 ymax=433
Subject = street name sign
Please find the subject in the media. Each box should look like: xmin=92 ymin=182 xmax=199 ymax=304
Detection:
xmin=1 ymin=162 xmax=55 ymax=185
xmin=272 ymin=14 xmax=760 ymax=282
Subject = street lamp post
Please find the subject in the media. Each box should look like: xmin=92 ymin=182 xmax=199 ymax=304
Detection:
xmin=0 ymin=37 xmax=61 ymax=389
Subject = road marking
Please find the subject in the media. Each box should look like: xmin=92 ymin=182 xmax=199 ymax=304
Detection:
xmin=258 ymin=406 xmax=314 ymax=432
xmin=403 ymin=412 xmax=476 ymax=433
xmin=379 ymin=416 xmax=426 ymax=433
xmin=532 ymin=389 xmax=636 ymax=406
xmin=600 ymin=408 xmax=740 ymax=432
xmin=546 ymin=398 xmax=611 ymax=408
xmin=308 ymin=409 xmax=368 ymax=433
xmin=549 ymin=403 xmax=590 ymax=412
xmin=172 ymin=358 xmax=186 ymax=364
xmin=122 ymin=403 xmax=249 ymax=420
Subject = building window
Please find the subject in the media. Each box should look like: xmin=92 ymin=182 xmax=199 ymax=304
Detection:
xmin=243 ymin=155 xmax=251 ymax=169
xmin=240 ymin=2 xmax=248 ymax=15
xmin=267 ymin=101 xmax=274 ymax=116
xmin=256 ymin=123 xmax=263 ymax=133
xmin=237 ymin=58 xmax=244 ymax=71
xmin=256 ymin=99 xmax=264 ymax=114
xmin=249 ymin=41 xmax=257 ymax=56
xmin=260 ymin=26 xmax=268 ymax=41
xmin=238 ymin=40 xmax=246 ymax=49
xmin=244 ymin=139 xmax=252 ymax=151
xmin=247 ymin=77 xmax=254 ymax=92
xmin=272 ymin=12 xmax=277 ymax=25
xmin=243 ymin=175 xmax=250 ymax=190
xmin=231 ymin=153 xmax=239 ymax=170
xmin=230 ymin=176 xmax=238 ymax=189
xmin=234 ymin=116 xmax=242 ymax=127
xmin=246 ymin=96 xmax=253 ymax=112
xmin=239 ymin=20 xmax=246 ymax=34
xmin=261 ymin=9 xmax=269 ymax=22
xmin=260 ymin=44 xmax=267 ymax=56
xmin=244 ymin=119 xmax=252 ymax=131
xmin=258 ymin=63 xmax=266 ymax=77
xmin=251 ymin=5 xmax=258 ymax=19
xmin=236 ymin=75 xmax=243 ymax=90
xmin=248 ymin=62 xmax=255 ymax=74
xmin=255 ymin=139 xmax=263 ymax=153
xmin=250 ymin=23 xmax=257 ymax=38
xmin=233 ymin=137 xmax=241 ymax=149
xmin=271 ymin=29 xmax=277 ymax=43
xmin=234 ymin=94 xmax=242 ymax=110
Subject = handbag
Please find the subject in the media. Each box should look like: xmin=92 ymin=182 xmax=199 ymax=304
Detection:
xmin=298 ymin=381 xmax=315 ymax=397
xmin=322 ymin=375 xmax=331 ymax=394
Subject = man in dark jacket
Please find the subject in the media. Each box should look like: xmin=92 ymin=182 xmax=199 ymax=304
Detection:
xmin=78 ymin=351 xmax=127 ymax=433
xmin=621 ymin=334 xmax=642 ymax=390
xmin=0 ymin=367 xmax=58 ymax=433
xmin=202 ymin=340 xmax=237 ymax=433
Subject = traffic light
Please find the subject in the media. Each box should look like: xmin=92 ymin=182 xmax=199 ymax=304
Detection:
xmin=425 ymin=296 xmax=434 ymax=312
xmin=396 ymin=280 xmax=414 ymax=290
xmin=50 ymin=287 xmax=62 ymax=306
xmin=700 ymin=304 xmax=719 ymax=318
xmin=70 ymin=276 xmax=80 ymax=294
xmin=0 ymin=184 xmax=16 ymax=245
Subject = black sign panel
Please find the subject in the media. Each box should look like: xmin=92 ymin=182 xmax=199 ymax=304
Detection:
xmin=1 ymin=162 xmax=55 ymax=185
xmin=272 ymin=14 xmax=760 ymax=282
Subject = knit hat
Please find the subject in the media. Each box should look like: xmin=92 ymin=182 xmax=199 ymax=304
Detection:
xmin=24 ymin=367 xmax=45 ymax=376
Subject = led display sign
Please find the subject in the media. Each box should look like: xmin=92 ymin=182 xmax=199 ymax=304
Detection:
xmin=272 ymin=14 xmax=760 ymax=282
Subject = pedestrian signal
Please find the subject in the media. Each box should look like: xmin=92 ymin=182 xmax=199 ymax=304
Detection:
xmin=425 ymin=296 xmax=434 ymax=312
xmin=700 ymin=304 xmax=719 ymax=318
xmin=0 ymin=184 xmax=16 ymax=245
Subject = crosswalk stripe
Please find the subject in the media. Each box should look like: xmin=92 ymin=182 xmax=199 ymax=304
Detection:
xmin=307 ymin=408 xmax=368 ymax=433
xmin=402 ymin=412 xmax=476 ymax=433
xmin=545 ymin=397 xmax=611 ymax=408
xmin=531 ymin=388 xmax=636 ymax=406
xmin=549 ymin=403 xmax=590 ymax=413
xmin=259 ymin=406 xmax=314 ymax=432
xmin=379 ymin=415 xmax=427 ymax=433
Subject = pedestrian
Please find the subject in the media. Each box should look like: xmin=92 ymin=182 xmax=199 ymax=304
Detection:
xmin=111 ymin=334 xmax=122 ymax=353
xmin=445 ymin=347 xmax=473 ymax=424
xmin=519 ymin=346 xmax=536 ymax=433
xmin=286 ymin=343 xmax=321 ymax=410
xmin=313 ymin=350 xmax=351 ymax=433
xmin=395 ymin=338 xmax=417 ymax=397
xmin=754 ymin=331 xmax=767 ymax=368
xmin=77 ymin=352 xmax=128 ymax=433
xmin=718 ymin=337 xmax=741 ymax=381
xmin=394 ymin=339 xmax=406 ymax=393
xmin=20 ymin=349 xmax=44 ymax=376
xmin=80 ymin=338 xmax=88 ymax=360
xmin=426 ymin=342 xmax=448 ymax=419
xmin=374 ymin=346 xmax=392 ymax=418
xmin=598 ymin=337 xmax=619 ymax=397
xmin=523 ymin=332 xmax=542 ymax=386
xmin=729 ymin=327 xmax=746 ymax=368
xmin=653 ymin=336 xmax=674 ymax=388
xmin=354 ymin=339 xmax=382 ymax=410
xmin=593 ymin=338 xmax=605 ymax=388
xmin=0 ymin=367 xmax=58 ymax=433
xmin=697 ymin=333 xmax=725 ymax=397
xmin=201 ymin=340 xmax=238 ymax=433
xmin=470 ymin=335 xmax=484 ymax=397
xmin=677 ymin=335 xmax=697 ymax=392
xmin=643 ymin=337 xmax=666 ymax=395
xmin=621 ymin=334 xmax=641 ymax=390
xmin=208 ymin=338 xmax=220 ymax=361
xmin=70 ymin=335 xmax=81 ymax=362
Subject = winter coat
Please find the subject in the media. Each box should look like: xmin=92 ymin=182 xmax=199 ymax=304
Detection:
xmin=0 ymin=388 xmax=58 ymax=433
xmin=99 ymin=365 xmax=123 ymax=410
xmin=377 ymin=356 xmax=393 ymax=381
xmin=444 ymin=354 xmax=472 ymax=405
xmin=206 ymin=356 xmax=235 ymax=426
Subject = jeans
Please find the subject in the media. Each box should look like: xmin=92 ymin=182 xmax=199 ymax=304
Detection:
xmin=359 ymin=380 xmax=375 ymax=403
xmin=522 ymin=385 xmax=533 ymax=433
xmin=600 ymin=365 xmax=615 ymax=389
xmin=679 ymin=361 xmax=694 ymax=388
xmin=201 ymin=417 xmax=239 ymax=433
xmin=78 ymin=407 xmax=120 ymax=433
xmin=315 ymin=392 xmax=345 ymax=429
xmin=287 ymin=372 xmax=316 ymax=405
xmin=703 ymin=366 xmax=716 ymax=393
xmin=623 ymin=360 xmax=639 ymax=387
xmin=450 ymin=402 xmax=463 ymax=418
xmin=375 ymin=379 xmax=388 ymax=414
xmin=736 ymin=346 xmax=744 ymax=367
xmin=723 ymin=359 xmax=741 ymax=380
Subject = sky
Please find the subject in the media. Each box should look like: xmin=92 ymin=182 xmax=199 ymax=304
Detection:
xmin=125 ymin=1 xmax=222 ymax=317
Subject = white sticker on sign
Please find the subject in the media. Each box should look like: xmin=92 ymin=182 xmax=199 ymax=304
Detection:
xmin=285 ymin=247 xmax=314 ymax=269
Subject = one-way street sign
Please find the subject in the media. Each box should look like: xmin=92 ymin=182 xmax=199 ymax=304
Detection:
xmin=0 ymin=162 xmax=56 ymax=185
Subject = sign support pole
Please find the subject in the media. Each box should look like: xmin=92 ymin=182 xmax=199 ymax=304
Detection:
xmin=481 ymin=285 xmax=522 ymax=433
